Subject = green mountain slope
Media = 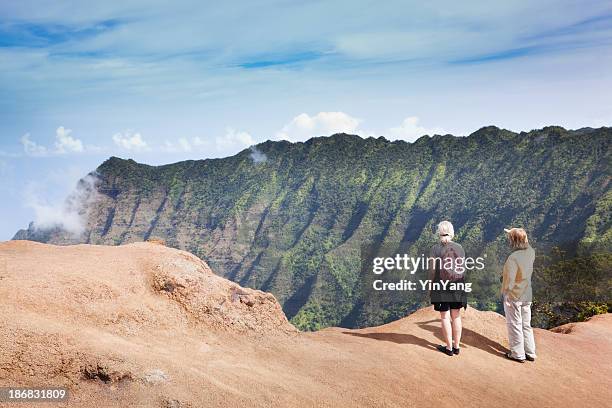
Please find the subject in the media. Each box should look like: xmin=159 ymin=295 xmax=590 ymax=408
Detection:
xmin=14 ymin=126 xmax=612 ymax=329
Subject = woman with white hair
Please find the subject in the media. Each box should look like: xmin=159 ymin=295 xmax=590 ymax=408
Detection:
xmin=501 ymin=227 xmax=536 ymax=363
xmin=429 ymin=220 xmax=466 ymax=356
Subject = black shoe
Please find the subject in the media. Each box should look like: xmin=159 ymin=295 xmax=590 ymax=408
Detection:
xmin=453 ymin=347 xmax=460 ymax=355
xmin=505 ymin=352 xmax=525 ymax=363
xmin=437 ymin=345 xmax=454 ymax=356
xmin=525 ymin=355 xmax=535 ymax=362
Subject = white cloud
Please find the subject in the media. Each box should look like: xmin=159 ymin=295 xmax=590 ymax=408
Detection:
xmin=386 ymin=116 xmax=446 ymax=142
xmin=163 ymin=131 xmax=256 ymax=157
xmin=1 ymin=2 xmax=610 ymax=154
xmin=161 ymin=136 xmax=211 ymax=153
xmin=275 ymin=112 xmax=361 ymax=142
xmin=215 ymin=127 xmax=255 ymax=151
xmin=273 ymin=112 xmax=443 ymax=143
xmin=24 ymin=172 xmax=100 ymax=236
xmin=112 ymin=131 xmax=148 ymax=151
xmin=21 ymin=133 xmax=49 ymax=156
xmin=20 ymin=127 xmax=87 ymax=156
xmin=16 ymin=116 xmax=446 ymax=162
xmin=249 ymin=146 xmax=267 ymax=163
xmin=54 ymin=126 xmax=84 ymax=153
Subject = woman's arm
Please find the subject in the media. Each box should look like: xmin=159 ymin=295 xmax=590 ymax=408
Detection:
xmin=501 ymin=256 xmax=518 ymax=299
xmin=428 ymin=246 xmax=436 ymax=281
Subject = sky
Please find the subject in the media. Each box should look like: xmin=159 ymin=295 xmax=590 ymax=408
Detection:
xmin=1 ymin=0 xmax=611 ymax=240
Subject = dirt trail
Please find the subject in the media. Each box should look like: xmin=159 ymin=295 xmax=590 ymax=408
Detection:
xmin=1 ymin=241 xmax=609 ymax=407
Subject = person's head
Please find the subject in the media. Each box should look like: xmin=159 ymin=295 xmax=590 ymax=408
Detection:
xmin=504 ymin=227 xmax=529 ymax=249
xmin=437 ymin=220 xmax=454 ymax=244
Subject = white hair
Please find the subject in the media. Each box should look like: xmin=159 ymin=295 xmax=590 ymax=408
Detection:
xmin=437 ymin=220 xmax=454 ymax=244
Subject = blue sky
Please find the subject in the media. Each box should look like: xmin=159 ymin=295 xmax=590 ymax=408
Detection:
xmin=1 ymin=0 xmax=611 ymax=240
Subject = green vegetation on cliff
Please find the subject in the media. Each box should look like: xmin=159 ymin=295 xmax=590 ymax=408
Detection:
xmin=15 ymin=126 xmax=612 ymax=329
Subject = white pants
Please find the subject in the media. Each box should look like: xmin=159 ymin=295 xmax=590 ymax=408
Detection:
xmin=503 ymin=296 xmax=536 ymax=360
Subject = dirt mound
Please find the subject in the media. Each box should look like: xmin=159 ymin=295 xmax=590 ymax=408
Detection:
xmin=1 ymin=240 xmax=294 ymax=336
xmin=148 ymin=245 xmax=295 ymax=334
xmin=0 ymin=241 xmax=610 ymax=407
xmin=0 ymin=241 xmax=295 ymax=403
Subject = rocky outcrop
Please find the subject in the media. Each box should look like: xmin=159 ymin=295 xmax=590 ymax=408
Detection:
xmin=0 ymin=240 xmax=610 ymax=407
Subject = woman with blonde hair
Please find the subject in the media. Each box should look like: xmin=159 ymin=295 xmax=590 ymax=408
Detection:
xmin=501 ymin=227 xmax=536 ymax=363
xmin=429 ymin=220 xmax=466 ymax=356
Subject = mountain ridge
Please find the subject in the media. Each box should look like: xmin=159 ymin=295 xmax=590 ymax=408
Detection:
xmin=89 ymin=124 xmax=608 ymax=169
xmin=13 ymin=125 xmax=612 ymax=330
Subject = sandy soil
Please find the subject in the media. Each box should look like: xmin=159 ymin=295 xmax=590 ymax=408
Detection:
xmin=0 ymin=241 xmax=610 ymax=408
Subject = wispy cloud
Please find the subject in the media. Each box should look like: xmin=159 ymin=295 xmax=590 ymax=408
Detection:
xmin=450 ymin=46 xmax=539 ymax=64
xmin=249 ymin=146 xmax=267 ymax=163
xmin=55 ymin=126 xmax=84 ymax=153
xmin=386 ymin=117 xmax=446 ymax=141
xmin=0 ymin=19 xmax=122 ymax=48
xmin=20 ymin=126 xmax=88 ymax=156
xmin=275 ymin=112 xmax=362 ymax=142
xmin=20 ymin=133 xmax=48 ymax=156
xmin=274 ymin=112 xmax=446 ymax=143
xmin=1 ymin=1 xmax=611 ymax=161
xmin=238 ymin=51 xmax=327 ymax=69
xmin=24 ymin=172 xmax=100 ymax=236
xmin=3 ymin=2 xmax=610 ymax=72
xmin=216 ymin=127 xmax=255 ymax=151
xmin=112 ymin=131 xmax=148 ymax=151
xmin=522 ymin=12 xmax=612 ymax=41
xmin=162 ymin=137 xmax=196 ymax=153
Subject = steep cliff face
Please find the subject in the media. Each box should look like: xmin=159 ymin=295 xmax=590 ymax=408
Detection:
xmin=14 ymin=126 xmax=612 ymax=329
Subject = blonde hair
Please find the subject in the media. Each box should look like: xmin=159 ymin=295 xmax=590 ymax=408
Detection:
xmin=505 ymin=228 xmax=529 ymax=249
xmin=437 ymin=221 xmax=454 ymax=244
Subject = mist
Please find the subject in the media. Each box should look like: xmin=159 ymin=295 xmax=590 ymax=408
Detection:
xmin=249 ymin=146 xmax=267 ymax=163
xmin=24 ymin=172 xmax=100 ymax=237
